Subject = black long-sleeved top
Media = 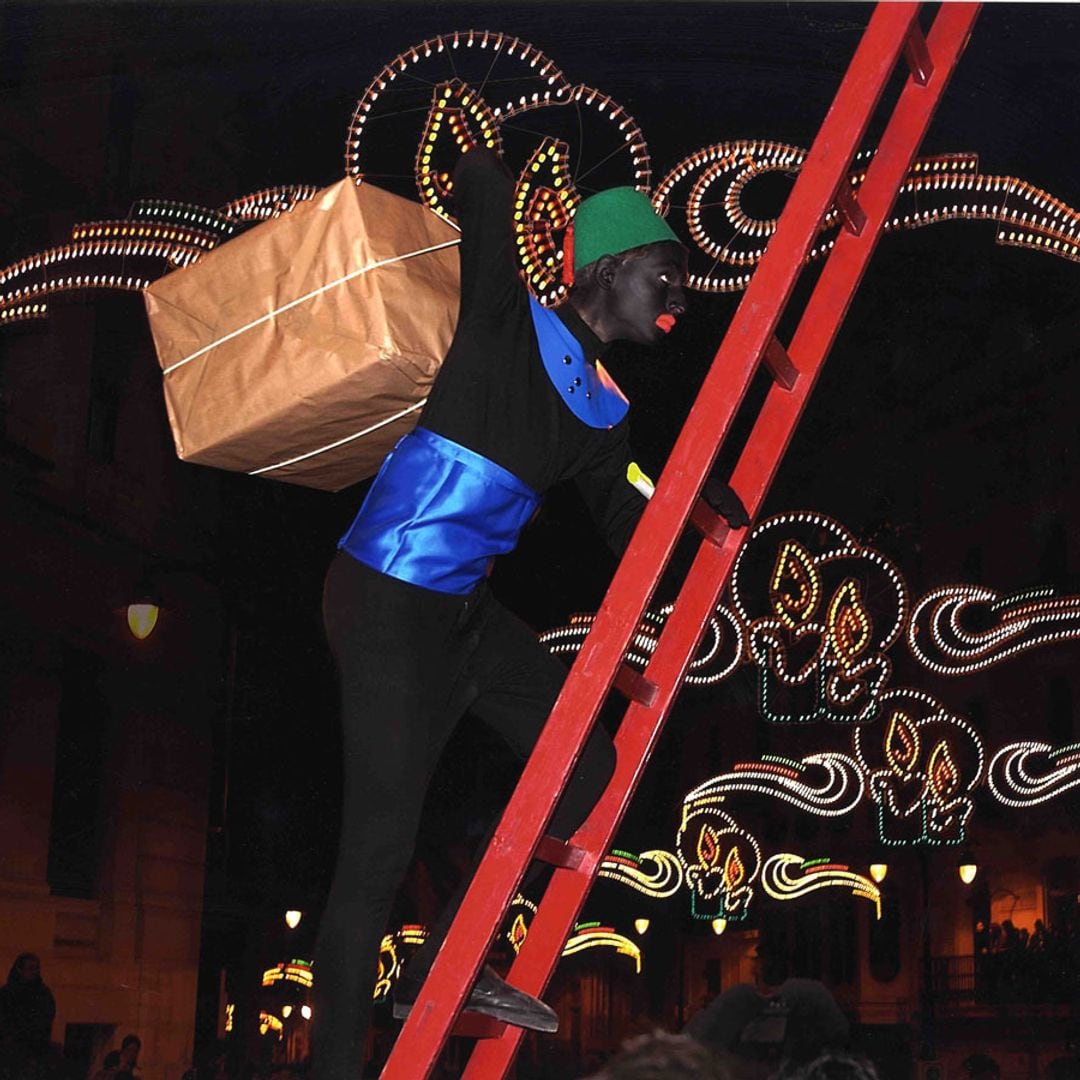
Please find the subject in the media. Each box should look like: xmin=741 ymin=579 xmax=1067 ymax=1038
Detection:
xmin=419 ymin=148 xmax=646 ymax=555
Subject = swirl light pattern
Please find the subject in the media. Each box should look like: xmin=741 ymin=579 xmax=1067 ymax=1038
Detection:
xmin=988 ymin=741 xmax=1080 ymax=807
xmin=539 ymin=602 xmax=743 ymax=687
xmin=597 ymin=848 xmax=684 ymax=898
xmin=907 ymin=585 xmax=1080 ymax=676
xmin=760 ymin=853 xmax=881 ymax=919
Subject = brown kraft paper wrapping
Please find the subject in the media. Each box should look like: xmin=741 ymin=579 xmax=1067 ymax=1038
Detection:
xmin=143 ymin=180 xmax=461 ymax=491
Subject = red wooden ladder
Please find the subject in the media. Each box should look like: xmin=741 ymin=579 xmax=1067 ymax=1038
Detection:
xmin=382 ymin=4 xmax=980 ymax=1076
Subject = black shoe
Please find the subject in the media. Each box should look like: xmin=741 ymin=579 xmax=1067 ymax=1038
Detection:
xmin=392 ymin=964 xmax=559 ymax=1033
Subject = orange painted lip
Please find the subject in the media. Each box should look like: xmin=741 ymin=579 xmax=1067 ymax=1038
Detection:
xmin=655 ymin=313 xmax=676 ymax=333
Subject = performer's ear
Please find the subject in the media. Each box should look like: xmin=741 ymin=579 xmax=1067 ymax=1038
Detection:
xmin=594 ymin=254 xmax=619 ymax=292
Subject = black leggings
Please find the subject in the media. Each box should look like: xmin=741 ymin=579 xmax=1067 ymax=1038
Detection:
xmin=312 ymin=552 xmax=616 ymax=1078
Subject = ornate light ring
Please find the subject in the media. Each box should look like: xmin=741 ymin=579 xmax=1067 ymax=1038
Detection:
xmin=345 ymin=31 xmax=571 ymax=180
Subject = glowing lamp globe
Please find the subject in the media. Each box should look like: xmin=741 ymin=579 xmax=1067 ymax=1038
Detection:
xmin=634 ymin=918 xmax=650 ymax=936
xmin=127 ymin=602 xmax=160 ymax=640
xmin=711 ymin=918 xmax=727 ymax=936
xmin=284 ymin=910 xmax=302 ymax=929
xmin=958 ymin=861 xmax=978 ymax=885
xmin=301 ymin=1004 xmax=312 ymax=1020
xmin=281 ymin=1005 xmax=293 ymax=1019
xmin=869 ymin=863 xmax=889 ymax=884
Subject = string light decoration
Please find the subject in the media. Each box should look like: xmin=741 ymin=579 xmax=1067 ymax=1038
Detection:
xmin=261 ymin=959 xmax=314 ymax=989
xmin=907 ymin=584 xmax=1080 ymax=676
xmin=258 ymin=1012 xmax=284 ymax=1038
xmin=675 ymin=804 xmax=761 ymax=921
xmin=513 ymin=138 xmax=579 ymax=307
xmin=371 ymin=924 xmax=430 ymax=1001
xmin=345 ymin=31 xmax=570 ymax=184
xmin=988 ymin=740 xmax=1080 ymax=807
xmin=539 ymin=601 xmax=744 ymax=687
xmin=416 ymin=80 xmax=501 ymax=223
xmin=0 ymin=185 xmax=319 ymax=326
xmin=853 ymin=688 xmax=985 ymax=846
xmin=653 ymin=142 xmax=1080 ymax=293
xmin=684 ymin=752 xmax=866 ymax=818
xmin=760 ymin=853 xmax=881 ymax=919
xmin=562 ymin=922 xmax=642 ymax=973
xmin=729 ymin=512 xmax=908 ymax=724
xmin=597 ymin=848 xmax=684 ymax=898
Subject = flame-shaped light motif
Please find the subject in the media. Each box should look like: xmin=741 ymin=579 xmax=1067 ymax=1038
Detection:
xmin=698 ymin=824 xmax=721 ymax=869
xmin=771 ymin=541 xmax=821 ymax=628
xmin=927 ymin=740 xmax=960 ymax=802
xmin=724 ymin=846 xmax=745 ymax=890
xmin=885 ymin=710 xmax=921 ymax=776
xmin=827 ymin=579 xmax=872 ymax=670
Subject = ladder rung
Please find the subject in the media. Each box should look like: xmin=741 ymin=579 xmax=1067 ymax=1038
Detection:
xmin=534 ymin=835 xmax=586 ymax=870
xmin=903 ymin=23 xmax=933 ymax=85
xmin=764 ymin=335 xmax=799 ymax=390
xmin=689 ymin=499 xmax=731 ymax=546
xmin=613 ymin=664 xmax=658 ymax=707
xmin=833 ymin=181 xmax=867 ymax=235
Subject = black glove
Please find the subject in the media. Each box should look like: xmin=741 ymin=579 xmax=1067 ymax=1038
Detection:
xmin=702 ymin=476 xmax=750 ymax=529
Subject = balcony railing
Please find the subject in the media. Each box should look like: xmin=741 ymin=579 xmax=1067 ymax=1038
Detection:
xmin=931 ymin=952 xmax=1075 ymax=1010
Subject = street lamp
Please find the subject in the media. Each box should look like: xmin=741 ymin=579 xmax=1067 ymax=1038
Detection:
xmin=301 ymin=1005 xmax=312 ymax=1020
xmin=281 ymin=1005 xmax=293 ymax=1018
xmin=126 ymin=600 xmax=160 ymax=640
xmin=711 ymin=918 xmax=727 ymax=936
xmin=869 ymin=862 xmax=889 ymax=884
xmin=958 ymin=854 xmax=978 ymax=885
xmin=285 ymin=910 xmax=303 ymax=929
xmin=634 ymin=918 xmax=650 ymax=936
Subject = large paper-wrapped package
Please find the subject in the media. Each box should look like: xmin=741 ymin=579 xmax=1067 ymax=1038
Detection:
xmin=144 ymin=180 xmax=460 ymax=491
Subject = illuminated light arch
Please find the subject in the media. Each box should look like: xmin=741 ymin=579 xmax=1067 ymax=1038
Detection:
xmin=539 ymin=601 xmax=744 ymax=687
xmin=853 ymin=688 xmax=985 ymax=846
xmin=597 ymin=848 xmax=684 ymax=899
xmin=372 ymin=924 xmax=429 ymax=1001
xmin=988 ymin=741 xmax=1080 ymax=808
xmin=345 ymin=31 xmax=571 ymax=184
xmin=907 ymin=584 xmax=1080 ymax=676
xmin=760 ymin=853 xmax=882 ymax=919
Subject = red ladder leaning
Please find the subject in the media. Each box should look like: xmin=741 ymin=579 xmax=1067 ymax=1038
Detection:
xmin=383 ymin=3 xmax=980 ymax=1076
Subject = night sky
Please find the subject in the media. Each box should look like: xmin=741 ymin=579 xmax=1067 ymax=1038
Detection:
xmin=3 ymin=3 xmax=1079 ymax=926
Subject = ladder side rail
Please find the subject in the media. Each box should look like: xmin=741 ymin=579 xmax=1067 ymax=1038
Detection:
xmin=730 ymin=1 xmax=981 ymax=516
xmin=462 ymin=4 xmax=980 ymax=1075
xmin=383 ymin=4 xmax=932 ymax=1075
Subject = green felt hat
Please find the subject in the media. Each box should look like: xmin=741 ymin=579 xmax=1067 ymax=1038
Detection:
xmin=571 ymin=187 xmax=681 ymax=272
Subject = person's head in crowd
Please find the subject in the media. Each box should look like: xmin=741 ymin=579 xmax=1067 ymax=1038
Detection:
xmin=119 ymin=1034 xmax=141 ymax=1070
xmin=11 ymin=952 xmax=42 ymax=983
xmin=587 ymin=1030 xmax=733 ymax=1079
xmin=684 ymin=978 xmax=849 ymax=1073
xmin=782 ymin=1052 xmax=880 ymax=1080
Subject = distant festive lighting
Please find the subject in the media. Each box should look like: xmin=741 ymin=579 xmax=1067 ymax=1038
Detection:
xmin=597 ymin=849 xmax=684 ymax=898
xmin=259 ymin=1012 xmax=283 ymax=1039
xmin=224 ymin=1003 xmax=234 ymax=1034
xmin=761 ymin=853 xmax=881 ymax=919
xmin=869 ymin=863 xmax=889 ymax=884
xmin=634 ymin=918 xmax=650 ymax=936
xmin=988 ymin=740 xmax=1080 ymax=807
xmin=284 ymin=910 xmax=302 ymax=929
xmin=262 ymin=960 xmax=314 ymax=989
xmin=301 ymin=1005 xmax=312 ymax=1020
xmin=563 ymin=923 xmax=642 ymax=973
xmin=281 ymin=1005 xmax=293 ymax=1019
xmin=126 ymin=602 xmax=160 ymax=640
xmin=711 ymin=918 xmax=727 ymax=936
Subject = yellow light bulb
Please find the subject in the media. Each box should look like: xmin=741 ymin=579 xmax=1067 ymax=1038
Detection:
xmin=958 ymin=863 xmax=978 ymax=885
xmin=711 ymin=918 xmax=727 ymax=936
xmin=284 ymin=910 xmax=302 ymax=929
xmin=127 ymin=602 xmax=159 ymax=640
xmin=869 ymin=863 xmax=889 ymax=884
xmin=634 ymin=918 xmax=650 ymax=936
